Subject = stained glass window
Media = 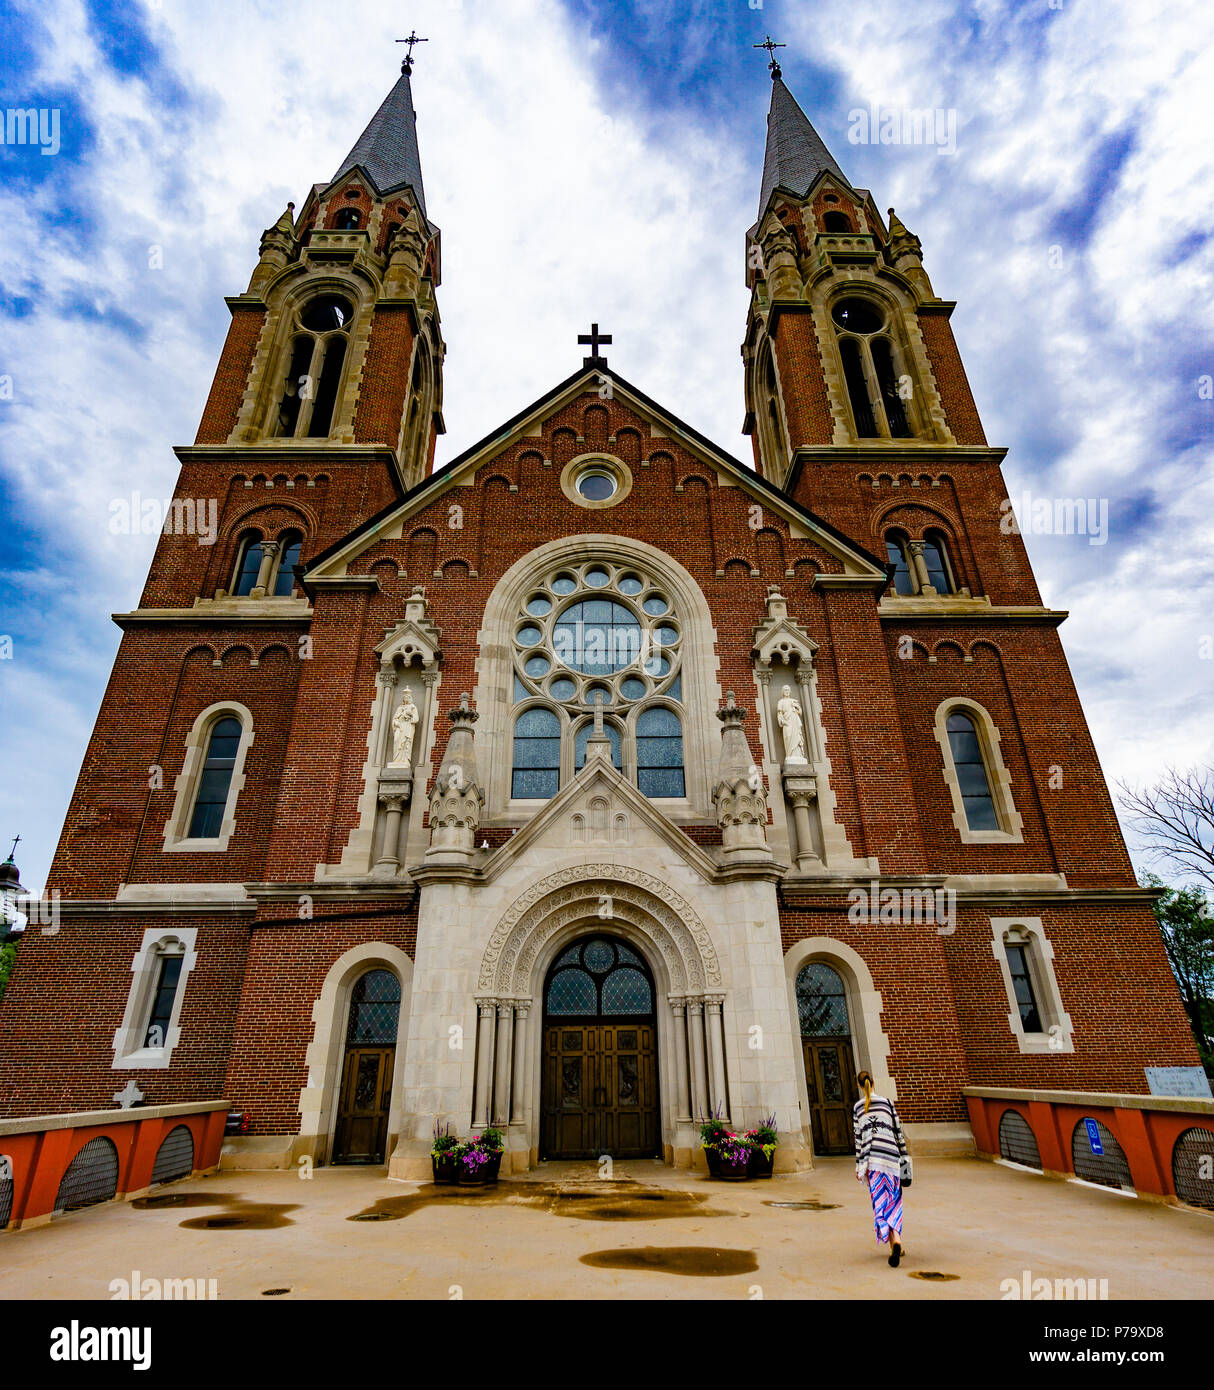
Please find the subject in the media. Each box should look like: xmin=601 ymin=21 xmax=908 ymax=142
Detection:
xmin=1005 ymin=943 xmax=1043 ymax=1032
xmin=886 ymin=533 xmax=914 ymax=595
xmin=636 ymin=706 xmax=684 ymax=798
xmin=144 ymin=953 xmax=182 ymax=1047
xmin=796 ymin=961 xmax=851 ymax=1037
xmin=922 ymin=532 xmax=953 ymax=593
xmin=346 ymin=969 xmax=401 ymax=1045
xmin=273 ymin=531 xmax=303 ymax=596
xmin=545 ymin=938 xmax=654 ymax=1017
xmin=512 ymin=707 xmax=561 ymax=799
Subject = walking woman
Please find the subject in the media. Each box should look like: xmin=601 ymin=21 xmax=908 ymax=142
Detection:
xmin=853 ymin=1069 xmax=910 ymax=1267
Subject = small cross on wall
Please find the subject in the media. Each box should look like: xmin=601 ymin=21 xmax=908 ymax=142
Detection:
xmin=113 ymin=1079 xmax=145 ymax=1110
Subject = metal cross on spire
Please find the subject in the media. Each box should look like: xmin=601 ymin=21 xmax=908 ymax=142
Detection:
xmin=754 ymin=35 xmax=786 ymax=79
xmin=396 ymin=29 xmax=428 ymax=75
xmin=6 ymin=834 xmax=18 ymax=861
xmin=578 ymin=322 xmax=612 ymax=366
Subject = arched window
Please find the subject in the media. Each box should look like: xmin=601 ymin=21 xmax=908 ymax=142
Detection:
xmin=273 ymin=293 xmax=354 ymax=439
xmin=346 ymin=969 xmax=401 ymax=1045
xmin=823 ymin=210 xmax=853 ymax=233
xmin=232 ymin=531 xmax=264 ymax=597
xmin=884 ymin=531 xmax=915 ymax=595
xmin=143 ymin=941 xmax=185 ymax=1048
xmin=945 ymin=711 xmax=999 ymax=831
xmin=509 ymin=560 xmax=687 ymax=801
xmin=512 ymin=707 xmax=561 ymax=799
xmin=1003 ymin=935 xmax=1043 ymax=1032
xmin=334 ymin=207 xmax=361 ymax=230
xmin=754 ymin=343 xmax=789 ymax=475
xmin=187 ymin=716 xmax=243 ymax=838
xmin=831 ymin=296 xmax=915 ymax=439
xmin=636 ymin=706 xmax=684 ymax=798
xmin=272 ymin=530 xmax=303 ymax=597
xmin=796 ymin=961 xmax=851 ymax=1036
xmin=545 ymin=937 xmax=654 ymax=1016
xmin=922 ymin=530 xmax=954 ymax=594
xmin=839 ymin=338 xmax=877 ymax=438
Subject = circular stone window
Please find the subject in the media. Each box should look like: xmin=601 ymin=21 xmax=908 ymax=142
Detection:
xmin=577 ymin=470 xmax=616 ymax=501
xmin=560 ymin=453 xmax=632 ymax=509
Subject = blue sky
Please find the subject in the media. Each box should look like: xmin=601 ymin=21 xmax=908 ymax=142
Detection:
xmin=1 ymin=0 xmax=1212 ymax=890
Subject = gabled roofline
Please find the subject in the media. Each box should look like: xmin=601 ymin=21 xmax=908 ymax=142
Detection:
xmin=303 ymin=363 xmax=891 ymax=580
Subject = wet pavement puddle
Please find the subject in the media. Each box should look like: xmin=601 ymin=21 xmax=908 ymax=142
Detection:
xmin=347 ymin=1181 xmax=730 ymax=1224
xmin=580 ymin=1246 xmax=758 ymax=1276
xmin=131 ymin=1191 xmax=298 ymax=1230
xmin=763 ymin=1200 xmax=840 ymax=1211
xmin=910 ymin=1270 xmax=960 ymax=1281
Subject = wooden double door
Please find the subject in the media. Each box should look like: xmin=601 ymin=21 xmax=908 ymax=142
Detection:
xmin=333 ymin=1046 xmax=394 ymax=1164
xmin=541 ymin=1021 xmax=659 ymax=1159
xmin=802 ymin=1035 xmax=859 ymax=1155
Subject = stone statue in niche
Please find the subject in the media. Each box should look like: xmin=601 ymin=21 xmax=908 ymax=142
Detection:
xmin=777 ymin=684 xmax=808 ymax=763
xmin=389 ymin=686 xmax=419 ymax=767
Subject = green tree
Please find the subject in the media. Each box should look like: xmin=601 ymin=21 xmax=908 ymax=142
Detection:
xmin=1144 ymin=874 xmax=1214 ymax=1071
xmin=0 ymin=939 xmax=16 ymax=1004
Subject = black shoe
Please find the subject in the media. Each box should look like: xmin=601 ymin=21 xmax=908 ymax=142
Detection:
xmin=888 ymin=1241 xmax=902 ymax=1268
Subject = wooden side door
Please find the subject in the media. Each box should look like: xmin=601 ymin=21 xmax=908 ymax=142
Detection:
xmin=802 ymin=1036 xmax=859 ymax=1156
xmin=333 ymin=1046 xmax=394 ymax=1163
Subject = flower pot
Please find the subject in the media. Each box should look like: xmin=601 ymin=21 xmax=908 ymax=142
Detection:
xmin=703 ymin=1147 xmax=722 ymax=1178
xmin=483 ymin=1150 xmax=503 ymax=1183
xmin=431 ymin=1153 xmax=459 ymax=1185
xmin=456 ymin=1163 xmax=491 ymax=1185
xmin=748 ymin=1148 xmax=775 ymax=1179
xmin=717 ymin=1150 xmax=754 ymax=1181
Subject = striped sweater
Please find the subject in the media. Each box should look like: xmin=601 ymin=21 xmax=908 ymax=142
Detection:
xmin=853 ymin=1095 xmax=908 ymax=1178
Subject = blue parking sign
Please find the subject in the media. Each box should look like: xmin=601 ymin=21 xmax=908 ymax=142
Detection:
xmin=1084 ymin=1118 xmax=1103 ymax=1155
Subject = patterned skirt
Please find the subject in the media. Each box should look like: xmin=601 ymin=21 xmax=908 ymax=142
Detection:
xmin=866 ymin=1170 xmax=903 ymax=1243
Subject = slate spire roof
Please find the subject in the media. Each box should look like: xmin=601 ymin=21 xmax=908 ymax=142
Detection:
xmin=758 ymin=74 xmax=850 ymax=220
xmin=333 ymin=64 xmax=427 ymax=215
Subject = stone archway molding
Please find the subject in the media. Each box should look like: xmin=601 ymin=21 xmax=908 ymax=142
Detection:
xmin=478 ymin=864 xmax=721 ymax=996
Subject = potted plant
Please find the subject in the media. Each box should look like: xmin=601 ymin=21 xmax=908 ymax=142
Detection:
xmin=699 ymin=1111 xmax=732 ymax=1178
xmin=717 ymin=1132 xmax=755 ymax=1180
xmin=431 ymin=1122 xmax=459 ymax=1184
xmin=454 ymin=1139 xmax=495 ymax=1186
xmin=746 ymin=1115 xmax=779 ymax=1178
xmin=477 ymin=1127 xmax=505 ymax=1183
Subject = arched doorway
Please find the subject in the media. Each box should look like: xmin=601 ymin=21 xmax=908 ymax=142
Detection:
xmin=796 ymin=961 xmax=859 ymax=1155
xmin=540 ymin=935 xmax=660 ymax=1160
xmin=333 ymin=969 xmax=401 ymax=1164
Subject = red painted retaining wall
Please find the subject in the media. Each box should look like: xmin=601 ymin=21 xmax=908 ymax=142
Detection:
xmin=0 ymin=1101 xmax=228 ymax=1230
xmin=963 ymin=1085 xmax=1214 ymax=1204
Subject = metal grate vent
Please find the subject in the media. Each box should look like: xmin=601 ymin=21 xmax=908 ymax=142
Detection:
xmin=55 ymin=1137 xmax=119 ymax=1213
xmin=1070 ymin=1118 xmax=1134 ymax=1191
xmin=0 ymin=1157 xmax=12 ymax=1229
xmin=151 ymin=1125 xmax=195 ymax=1186
xmin=1171 ymin=1127 xmax=1214 ymax=1210
xmin=998 ymin=1109 xmax=1041 ymax=1169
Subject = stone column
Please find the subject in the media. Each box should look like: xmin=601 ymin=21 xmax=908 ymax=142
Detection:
xmin=374 ymin=666 xmax=398 ymax=765
xmin=250 ymin=539 xmax=281 ymax=598
xmin=687 ymin=999 xmax=709 ymax=1121
xmin=669 ymin=998 xmax=692 ymax=1122
xmin=473 ymin=1000 xmax=496 ymax=1128
xmin=374 ymin=792 xmax=407 ymax=873
xmin=705 ymin=995 xmax=728 ymax=1118
xmin=493 ymin=1002 xmax=514 ymax=1126
xmin=907 ymin=539 xmax=936 ymax=595
xmin=510 ymin=1002 xmax=530 ymax=1125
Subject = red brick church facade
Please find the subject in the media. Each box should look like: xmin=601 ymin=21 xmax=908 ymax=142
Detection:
xmin=0 ymin=57 xmax=1198 ymax=1176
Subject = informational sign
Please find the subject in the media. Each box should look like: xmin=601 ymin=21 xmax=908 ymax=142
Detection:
xmin=1144 ymin=1066 xmax=1214 ymax=1099
xmin=1084 ymin=1118 xmax=1103 ymax=1155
